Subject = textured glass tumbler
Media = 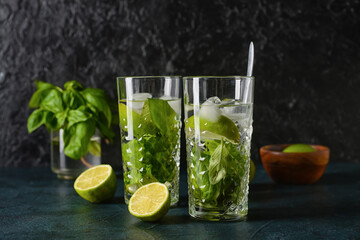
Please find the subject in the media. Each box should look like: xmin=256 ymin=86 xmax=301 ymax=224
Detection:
xmin=117 ymin=76 xmax=181 ymax=206
xmin=184 ymin=76 xmax=254 ymax=221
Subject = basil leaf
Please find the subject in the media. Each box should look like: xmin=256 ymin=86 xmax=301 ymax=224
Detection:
xmin=27 ymin=109 xmax=45 ymax=133
xmin=88 ymin=140 xmax=101 ymax=157
xmin=64 ymin=119 xmax=95 ymax=160
xmin=148 ymin=98 xmax=176 ymax=136
xmin=226 ymin=143 xmax=246 ymax=177
xmin=64 ymin=80 xmax=84 ymax=91
xmin=40 ymin=89 xmax=64 ymax=113
xmin=44 ymin=111 xmax=58 ymax=130
xmin=35 ymin=80 xmax=56 ymax=91
xmin=209 ymin=140 xmax=229 ymax=185
xmin=63 ymin=89 xmax=86 ymax=109
xmin=81 ymin=88 xmax=112 ymax=127
xmin=29 ymin=81 xmax=56 ymax=108
xmin=54 ymin=111 xmax=67 ymax=130
xmin=67 ymin=106 xmax=92 ymax=128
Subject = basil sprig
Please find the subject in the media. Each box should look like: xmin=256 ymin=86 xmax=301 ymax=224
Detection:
xmin=27 ymin=80 xmax=116 ymax=160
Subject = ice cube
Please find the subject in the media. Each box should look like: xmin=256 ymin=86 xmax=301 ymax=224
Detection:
xmin=221 ymin=99 xmax=235 ymax=105
xmin=199 ymin=101 xmax=222 ymax=122
xmin=130 ymin=93 xmax=152 ymax=113
xmin=132 ymin=93 xmax=152 ymax=101
xmin=205 ymin=96 xmax=221 ymax=104
xmin=160 ymin=95 xmax=181 ymax=116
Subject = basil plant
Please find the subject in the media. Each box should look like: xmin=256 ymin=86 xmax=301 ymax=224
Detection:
xmin=27 ymin=80 xmax=116 ymax=160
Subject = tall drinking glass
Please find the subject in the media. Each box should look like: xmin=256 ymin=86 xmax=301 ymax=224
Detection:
xmin=117 ymin=76 xmax=181 ymax=206
xmin=184 ymin=76 xmax=254 ymax=221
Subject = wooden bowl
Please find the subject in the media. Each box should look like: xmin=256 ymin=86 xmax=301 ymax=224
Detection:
xmin=260 ymin=144 xmax=330 ymax=184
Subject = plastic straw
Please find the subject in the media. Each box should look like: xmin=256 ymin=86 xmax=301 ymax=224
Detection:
xmin=243 ymin=42 xmax=254 ymax=103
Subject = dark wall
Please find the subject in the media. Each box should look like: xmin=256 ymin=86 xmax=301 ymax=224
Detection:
xmin=1 ymin=0 xmax=359 ymax=167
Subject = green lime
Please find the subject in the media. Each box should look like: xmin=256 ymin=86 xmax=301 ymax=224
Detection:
xmin=74 ymin=164 xmax=117 ymax=203
xmin=118 ymin=102 xmax=157 ymax=136
xmin=185 ymin=115 xmax=240 ymax=143
xmin=128 ymin=182 xmax=170 ymax=222
xmin=282 ymin=143 xmax=316 ymax=153
xmin=249 ymin=159 xmax=256 ymax=182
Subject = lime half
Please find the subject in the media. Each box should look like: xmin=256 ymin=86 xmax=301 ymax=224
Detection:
xmin=282 ymin=144 xmax=316 ymax=153
xmin=74 ymin=164 xmax=117 ymax=203
xmin=185 ymin=115 xmax=240 ymax=143
xmin=128 ymin=182 xmax=170 ymax=222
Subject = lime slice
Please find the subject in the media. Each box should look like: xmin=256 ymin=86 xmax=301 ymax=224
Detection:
xmin=118 ymin=102 xmax=157 ymax=137
xmin=74 ymin=164 xmax=117 ymax=203
xmin=128 ymin=182 xmax=170 ymax=222
xmin=282 ymin=143 xmax=316 ymax=153
xmin=185 ymin=115 xmax=240 ymax=143
xmin=249 ymin=159 xmax=256 ymax=182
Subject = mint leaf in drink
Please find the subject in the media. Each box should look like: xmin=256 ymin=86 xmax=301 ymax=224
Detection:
xmin=209 ymin=139 xmax=229 ymax=185
xmin=40 ymin=89 xmax=65 ymax=113
xmin=119 ymin=98 xmax=180 ymax=197
xmin=189 ymin=145 xmax=221 ymax=207
xmin=122 ymin=140 xmax=145 ymax=186
xmin=81 ymin=88 xmax=112 ymax=127
xmin=143 ymin=134 xmax=177 ymax=183
xmin=188 ymin=137 xmax=248 ymax=209
xmin=148 ymin=98 xmax=176 ymax=136
xmin=225 ymin=143 xmax=246 ymax=177
xmin=64 ymin=119 xmax=96 ymax=160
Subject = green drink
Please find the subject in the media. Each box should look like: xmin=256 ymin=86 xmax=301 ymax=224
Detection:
xmin=117 ymin=77 xmax=181 ymax=206
xmin=184 ymin=76 xmax=254 ymax=221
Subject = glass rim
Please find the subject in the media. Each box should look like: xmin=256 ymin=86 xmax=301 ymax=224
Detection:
xmin=116 ymin=75 xmax=181 ymax=80
xmin=183 ymin=75 xmax=254 ymax=80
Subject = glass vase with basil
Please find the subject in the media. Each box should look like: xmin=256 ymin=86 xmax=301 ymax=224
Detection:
xmin=27 ymin=80 xmax=116 ymax=179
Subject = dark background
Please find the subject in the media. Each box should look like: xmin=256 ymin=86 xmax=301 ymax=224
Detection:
xmin=0 ymin=0 xmax=359 ymax=167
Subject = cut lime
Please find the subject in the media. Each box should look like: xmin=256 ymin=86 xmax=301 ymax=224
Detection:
xmin=74 ymin=164 xmax=117 ymax=203
xmin=128 ymin=182 xmax=170 ymax=222
xmin=118 ymin=102 xmax=157 ymax=137
xmin=249 ymin=159 xmax=255 ymax=182
xmin=282 ymin=143 xmax=316 ymax=153
xmin=185 ymin=115 xmax=240 ymax=143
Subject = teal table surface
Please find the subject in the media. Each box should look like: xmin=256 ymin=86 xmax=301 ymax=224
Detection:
xmin=1 ymin=163 xmax=359 ymax=240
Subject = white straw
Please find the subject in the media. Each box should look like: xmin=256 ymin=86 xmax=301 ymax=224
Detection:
xmin=247 ymin=42 xmax=254 ymax=77
xmin=243 ymin=42 xmax=254 ymax=103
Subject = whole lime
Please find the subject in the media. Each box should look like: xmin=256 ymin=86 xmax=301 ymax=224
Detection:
xmin=282 ymin=143 xmax=316 ymax=153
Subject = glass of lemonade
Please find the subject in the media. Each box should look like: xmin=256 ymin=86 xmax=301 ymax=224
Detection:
xmin=184 ymin=76 xmax=254 ymax=221
xmin=117 ymin=76 xmax=181 ymax=206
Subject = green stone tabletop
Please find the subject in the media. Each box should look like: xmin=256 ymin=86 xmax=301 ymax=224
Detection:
xmin=1 ymin=163 xmax=359 ymax=239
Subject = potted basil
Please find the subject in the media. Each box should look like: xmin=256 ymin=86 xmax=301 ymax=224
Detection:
xmin=27 ymin=80 xmax=116 ymax=179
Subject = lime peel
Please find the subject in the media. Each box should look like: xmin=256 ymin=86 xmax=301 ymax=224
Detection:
xmin=128 ymin=182 xmax=170 ymax=222
xmin=185 ymin=115 xmax=240 ymax=143
xmin=282 ymin=143 xmax=316 ymax=153
xmin=74 ymin=164 xmax=117 ymax=203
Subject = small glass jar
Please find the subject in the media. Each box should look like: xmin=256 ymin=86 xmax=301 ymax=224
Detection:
xmin=50 ymin=129 xmax=101 ymax=180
